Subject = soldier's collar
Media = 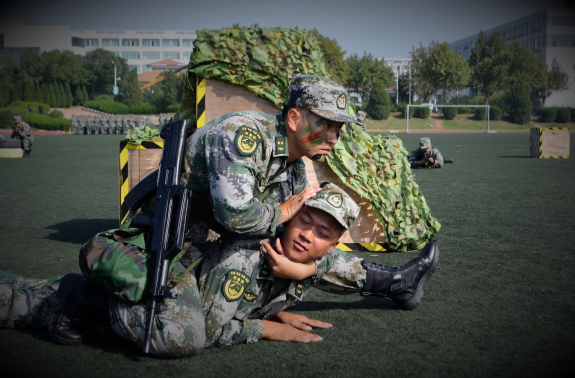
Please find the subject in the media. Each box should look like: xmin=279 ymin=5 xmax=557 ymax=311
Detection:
xmin=273 ymin=114 xmax=289 ymax=158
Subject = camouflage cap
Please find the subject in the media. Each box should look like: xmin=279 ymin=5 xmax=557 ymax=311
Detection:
xmin=13 ymin=116 xmax=22 ymax=122
xmin=419 ymin=137 xmax=431 ymax=149
xmin=287 ymin=74 xmax=358 ymax=124
xmin=304 ymin=182 xmax=360 ymax=230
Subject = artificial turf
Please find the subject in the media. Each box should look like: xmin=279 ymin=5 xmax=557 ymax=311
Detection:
xmin=1 ymin=133 xmax=574 ymax=378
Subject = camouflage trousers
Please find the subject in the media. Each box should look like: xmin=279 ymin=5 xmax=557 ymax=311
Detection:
xmin=19 ymin=136 xmax=33 ymax=151
xmin=0 ymin=270 xmax=207 ymax=359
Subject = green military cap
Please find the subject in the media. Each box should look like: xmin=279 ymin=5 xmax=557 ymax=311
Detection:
xmin=287 ymin=74 xmax=358 ymax=124
xmin=304 ymin=182 xmax=360 ymax=230
xmin=419 ymin=137 xmax=431 ymax=149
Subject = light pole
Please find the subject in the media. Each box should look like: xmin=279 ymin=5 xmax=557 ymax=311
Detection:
xmin=111 ymin=60 xmax=118 ymax=96
xmin=396 ymin=66 xmax=399 ymax=106
xmin=409 ymin=64 xmax=412 ymax=105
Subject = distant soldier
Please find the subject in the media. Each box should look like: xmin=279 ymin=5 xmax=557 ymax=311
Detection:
xmin=409 ymin=137 xmax=452 ymax=168
xmin=11 ymin=116 xmax=33 ymax=157
xmin=39 ymin=105 xmax=44 ymax=115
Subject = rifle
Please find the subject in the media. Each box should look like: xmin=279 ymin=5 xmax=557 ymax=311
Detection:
xmin=124 ymin=119 xmax=191 ymax=354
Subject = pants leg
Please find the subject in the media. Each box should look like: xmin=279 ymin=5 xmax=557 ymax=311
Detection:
xmin=109 ymin=271 xmax=206 ymax=358
xmin=0 ymin=271 xmax=61 ymax=329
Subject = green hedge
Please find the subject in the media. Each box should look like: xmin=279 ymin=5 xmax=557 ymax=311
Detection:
xmin=475 ymin=108 xmax=488 ymax=120
xmin=49 ymin=110 xmax=64 ymax=118
xmin=84 ymin=100 xmax=157 ymax=114
xmin=7 ymin=102 xmax=51 ymax=115
xmin=442 ymin=107 xmax=458 ymax=120
xmin=414 ymin=107 xmax=430 ymax=119
xmin=457 ymin=107 xmax=473 ymax=114
xmin=555 ymin=108 xmax=571 ymax=123
xmin=399 ymin=103 xmax=415 ymax=118
xmin=368 ymin=105 xmax=390 ymax=120
xmin=541 ymin=108 xmax=557 ymax=123
xmin=490 ymin=106 xmax=502 ymax=121
xmin=27 ymin=113 xmax=70 ymax=131
xmin=0 ymin=109 xmax=14 ymax=128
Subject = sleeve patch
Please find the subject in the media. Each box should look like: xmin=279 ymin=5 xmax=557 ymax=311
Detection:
xmin=222 ymin=269 xmax=251 ymax=302
xmin=234 ymin=125 xmax=263 ymax=156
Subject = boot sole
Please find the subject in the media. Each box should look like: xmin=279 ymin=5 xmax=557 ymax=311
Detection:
xmin=48 ymin=314 xmax=83 ymax=347
xmin=399 ymin=243 xmax=440 ymax=311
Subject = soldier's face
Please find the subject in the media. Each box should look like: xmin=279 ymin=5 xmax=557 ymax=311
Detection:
xmin=294 ymin=111 xmax=342 ymax=162
xmin=281 ymin=205 xmax=342 ymax=263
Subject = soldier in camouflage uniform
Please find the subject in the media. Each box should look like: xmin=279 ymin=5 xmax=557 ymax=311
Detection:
xmin=408 ymin=137 xmax=445 ymax=168
xmin=0 ymin=183 xmax=440 ymax=358
xmin=11 ymin=116 xmax=33 ymax=157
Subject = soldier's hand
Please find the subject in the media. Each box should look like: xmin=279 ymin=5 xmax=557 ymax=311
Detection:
xmin=273 ymin=311 xmax=332 ymax=331
xmin=428 ymin=157 xmax=435 ymax=164
xmin=277 ymin=186 xmax=321 ymax=224
xmin=261 ymin=320 xmax=324 ymax=343
xmin=261 ymin=239 xmax=316 ymax=280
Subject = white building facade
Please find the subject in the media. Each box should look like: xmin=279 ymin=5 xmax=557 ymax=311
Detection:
xmin=0 ymin=22 xmax=194 ymax=73
xmin=384 ymin=58 xmax=411 ymax=78
xmin=449 ymin=8 xmax=575 ymax=107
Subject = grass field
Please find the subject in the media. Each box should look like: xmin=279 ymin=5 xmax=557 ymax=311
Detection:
xmin=365 ymin=112 xmax=575 ymax=132
xmin=1 ymin=134 xmax=574 ymax=377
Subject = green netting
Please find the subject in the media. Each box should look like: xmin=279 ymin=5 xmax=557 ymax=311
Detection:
xmin=124 ymin=126 xmax=161 ymax=145
xmin=174 ymin=27 xmax=440 ymax=251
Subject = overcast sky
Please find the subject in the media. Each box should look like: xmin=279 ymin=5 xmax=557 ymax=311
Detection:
xmin=1 ymin=0 xmax=569 ymax=58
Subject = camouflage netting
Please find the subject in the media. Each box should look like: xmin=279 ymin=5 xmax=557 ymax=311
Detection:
xmin=174 ymin=27 xmax=440 ymax=251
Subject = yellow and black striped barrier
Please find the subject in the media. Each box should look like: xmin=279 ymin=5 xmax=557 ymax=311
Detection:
xmin=196 ymin=76 xmax=206 ymax=128
xmin=337 ymin=243 xmax=390 ymax=252
xmin=119 ymin=140 xmax=164 ymax=224
xmin=530 ymin=127 xmax=569 ymax=159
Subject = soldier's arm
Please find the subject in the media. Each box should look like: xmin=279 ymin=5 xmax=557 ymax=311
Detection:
xmin=205 ymin=131 xmax=281 ymax=237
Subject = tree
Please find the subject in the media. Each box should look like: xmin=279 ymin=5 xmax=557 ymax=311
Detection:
xmin=65 ymin=82 xmax=73 ymax=107
xmin=398 ymin=73 xmax=411 ymax=103
xmin=23 ymin=79 xmax=35 ymax=101
xmin=345 ymin=53 xmax=394 ymax=105
xmin=42 ymin=84 xmax=50 ymax=105
xmin=366 ymin=80 xmax=391 ymax=120
xmin=48 ymin=83 xmax=57 ymax=107
xmin=156 ymin=71 xmax=179 ymax=111
xmin=35 ymin=81 xmax=42 ymax=102
xmin=409 ymin=43 xmax=437 ymax=102
xmin=123 ymin=69 xmax=143 ymax=107
xmin=12 ymin=81 xmax=23 ymax=102
xmin=504 ymin=42 xmax=547 ymax=100
xmin=509 ymin=83 xmax=532 ymax=125
xmin=426 ymin=42 xmax=471 ymax=102
xmin=58 ymin=83 xmax=66 ymax=107
xmin=82 ymin=85 xmax=89 ymax=103
xmin=19 ymin=48 xmax=44 ymax=82
xmin=310 ymin=29 xmax=350 ymax=83
xmin=83 ymin=49 xmax=129 ymax=97
xmin=469 ymin=31 xmax=509 ymax=105
xmin=75 ymin=86 xmax=83 ymax=105
xmin=538 ymin=58 xmax=570 ymax=106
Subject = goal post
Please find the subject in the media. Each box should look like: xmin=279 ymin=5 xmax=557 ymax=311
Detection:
xmin=406 ymin=104 xmax=491 ymax=133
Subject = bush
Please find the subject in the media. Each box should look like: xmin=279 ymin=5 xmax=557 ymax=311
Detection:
xmin=95 ymin=94 xmax=114 ymax=102
xmin=555 ymin=108 xmax=571 ymax=123
xmin=457 ymin=107 xmax=473 ymax=114
xmin=398 ymin=103 xmax=415 ymax=118
xmin=490 ymin=106 xmax=502 ymax=121
xmin=27 ymin=113 xmax=70 ymax=131
xmin=475 ymin=108 xmax=488 ymax=120
xmin=84 ymin=100 xmax=157 ymax=114
xmin=533 ymin=104 xmax=544 ymax=116
xmin=8 ymin=101 xmax=51 ymax=115
xmin=414 ymin=107 xmax=430 ymax=119
xmin=131 ymin=102 xmax=157 ymax=114
xmin=489 ymin=93 xmax=509 ymax=115
xmin=166 ymin=103 xmax=181 ymax=113
xmin=368 ymin=105 xmax=390 ymax=120
xmin=541 ymin=108 xmax=557 ymax=123
xmin=49 ymin=110 xmax=64 ymax=118
xmin=569 ymin=108 xmax=575 ymax=121
xmin=0 ymin=109 xmax=14 ymax=128
xmin=442 ymin=107 xmax=458 ymax=120
xmin=509 ymin=84 xmax=532 ymax=125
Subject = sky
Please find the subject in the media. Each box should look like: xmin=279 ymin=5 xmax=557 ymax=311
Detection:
xmin=1 ymin=0 xmax=570 ymax=59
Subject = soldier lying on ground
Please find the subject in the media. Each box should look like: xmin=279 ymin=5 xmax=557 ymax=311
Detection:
xmin=408 ymin=137 xmax=453 ymax=168
xmin=0 ymin=182 xmax=440 ymax=358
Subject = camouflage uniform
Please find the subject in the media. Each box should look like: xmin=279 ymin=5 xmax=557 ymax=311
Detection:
xmin=11 ymin=116 xmax=33 ymax=154
xmin=409 ymin=138 xmax=444 ymax=168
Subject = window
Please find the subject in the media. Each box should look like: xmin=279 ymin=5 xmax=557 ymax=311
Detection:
xmin=531 ymin=36 xmax=541 ymax=50
xmin=122 ymin=39 xmax=139 ymax=46
xmin=142 ymin=51 xmax=160 ymax=59
xmin=136 ymin=31 xmax=145 ymax=34
xmin=547 ymin=16 xmax=575 ymax=26
xmin=546 ymin=35 xmax=575 ymax=48
xmin=96 ymin=31 xmax=105 ymax=34
xmin=122 ymin=52 xmax=140 ymax=59
xmin=182 ymin=52 xmax=192 ymax=60
xmin=72 ymin=37 xmax=85 ymax=47
xmin=531 ymin=18 xmax=542 ymax=31
xmin=129 ymin=65 xmax=140 ymax=73
xmin=162 ymin=39 xmax=179 ymax=47
xmin=142 ymin=65 xmax=151 ymax=73
xmin=103 ymin=39 xmax=119 ymax=46
xmin=182 ymin=39 xmax=195 ymax=47
xmin=162 ymin=52 xmax=180 ymax=59
xmin=85 ymin=39 xmax=98 ymax=46
xmin=518 ymin=24 xmax=525 ymax=35
xmin=142 ymin=39 xmax=160 ymax=47
xmin=112 ymin=52 xmax=119 ymax=57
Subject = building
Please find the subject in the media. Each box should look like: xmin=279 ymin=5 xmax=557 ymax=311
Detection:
xmin=0 ymin=21 xmax=195 ymax=74
xmin=137 ymin=59 xmax=187 ymax=87
xmin=449 ymin=8 xmax=575 ymax=107
xmin=384 ymin=58 xmax=411 ymax=78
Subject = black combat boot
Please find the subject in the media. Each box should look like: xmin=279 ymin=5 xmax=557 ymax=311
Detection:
xmin=48 ymin=273 xmax=109 ymax=346
xmin=361 ymin=241 xmax=439 ymax=310
xmin=23 ymin=150 xmax=30 ymax=157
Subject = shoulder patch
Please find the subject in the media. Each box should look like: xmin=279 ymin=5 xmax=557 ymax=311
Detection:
xmin=243 ymin=292 xmax=257 ymax=302
xmin=234 ymin=125 xmax=263 ymax=156
xmin=294 ymin=282 xmax=304 ymax=299
xmin=259 ymin=263 xmax=271 ymax=278
xmin=222 ymin=270 xmax=251 ymax=302
xmin=274 ymin=136 xmax=288 ymax=157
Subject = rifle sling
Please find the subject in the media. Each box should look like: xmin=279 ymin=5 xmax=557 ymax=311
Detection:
xmin=168 ymin=182 xmax=281 ymax=288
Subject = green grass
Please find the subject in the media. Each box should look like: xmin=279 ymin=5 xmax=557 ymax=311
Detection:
xmin=1 ymin=134 xmax=574 ymax=377
xmin=366 ymin=112 xmax=434 ymax=131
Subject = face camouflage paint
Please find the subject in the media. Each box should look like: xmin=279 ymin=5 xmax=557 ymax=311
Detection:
xmin=297 ymin=115 xmax=340 ymax=161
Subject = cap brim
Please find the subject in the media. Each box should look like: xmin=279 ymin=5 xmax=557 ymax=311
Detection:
xmin=311 ymin=109 xmax=359 ymax=124
xmin=304 ymin=198 xmax=349 ymax=230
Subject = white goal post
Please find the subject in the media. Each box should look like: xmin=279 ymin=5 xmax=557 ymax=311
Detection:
xmin=406 ymin=104 xmax=491 ymax=133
